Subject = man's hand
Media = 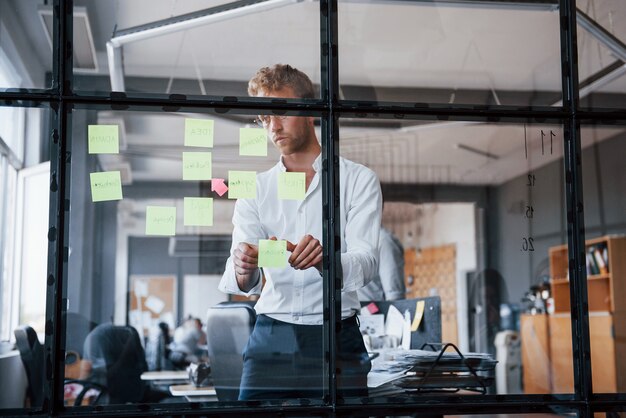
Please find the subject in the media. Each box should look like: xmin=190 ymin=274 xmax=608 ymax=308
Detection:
xmin=233 ymin=242 xmax=260 ymax=291
xmin=286 ymin=234 xmax=323 ymax=272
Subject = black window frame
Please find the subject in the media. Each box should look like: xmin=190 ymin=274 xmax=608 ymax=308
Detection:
xmin=1 ymin=0 xmax=625 ymax=416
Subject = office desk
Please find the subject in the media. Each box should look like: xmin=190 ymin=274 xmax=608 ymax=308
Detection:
xmin=141 ymin=370 xmax=189 ymax=382
xmin=169 ymin=384 xmax=218 ymax=402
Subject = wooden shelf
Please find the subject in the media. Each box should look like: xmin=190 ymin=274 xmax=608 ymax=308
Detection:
xmin=542 ymin=235 xmax=626 ymax=393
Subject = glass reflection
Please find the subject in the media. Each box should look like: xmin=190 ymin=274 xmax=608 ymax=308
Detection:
xmin=339 ymin=119 xmax=570 ymax=399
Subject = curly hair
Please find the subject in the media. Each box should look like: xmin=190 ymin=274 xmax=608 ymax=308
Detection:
xmin=248 ymin=64 xmax=315 ymax=99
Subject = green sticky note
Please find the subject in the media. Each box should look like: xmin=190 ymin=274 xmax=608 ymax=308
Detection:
xmin=278 ymin=172 xmax=306 ymax=200
xmin=258 ymin=239 xmax=287 ymax=268
xmin=88 ymin=125 xmax=119 ymax=154
xmin=239 ymin=128 xmax=267 ymax=156
xmin=145 ymin=206 xmax=176 ymax=236
xmin=90 ymin=171 xmax=123 ymax=202
xmin=183 ymin=152 xmax=212 ymax=180
xmin=228 ymin=171 xmax=257 ymax=199
xmin=184 ymin=197 xmax=213 ymax=227
xmin=184 ymin=118 xmax=214 ymax=148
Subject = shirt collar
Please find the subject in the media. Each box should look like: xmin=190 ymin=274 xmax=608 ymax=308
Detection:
xmin=278 ymin=153 xmax=322 ymax=173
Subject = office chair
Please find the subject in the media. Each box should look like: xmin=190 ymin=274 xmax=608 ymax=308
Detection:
xmin=13 ymin=326 xmax=44 ymax=407
xmin=83 ymin=323 xmax=168 ymax=404
xmin=205 ymin=302 xmax=256 ymax=401
xmin=14 ymin=325 xmax=105 ymax=407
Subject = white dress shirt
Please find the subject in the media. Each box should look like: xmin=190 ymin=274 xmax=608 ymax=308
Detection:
xmin=219 ymin=154 xmax=382 ymax=325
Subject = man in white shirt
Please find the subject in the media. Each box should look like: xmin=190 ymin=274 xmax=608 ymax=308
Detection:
xmin=357 ymin=227 xmax=406 ymax=301
xmin=219 ymin=64 xmax=382 ymax=400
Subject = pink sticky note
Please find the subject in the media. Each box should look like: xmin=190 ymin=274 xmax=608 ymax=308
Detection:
xmin=366 ymin=302 xmax=379 ymax=314
xmin=211 ymin=178 xmax=228 ymax=196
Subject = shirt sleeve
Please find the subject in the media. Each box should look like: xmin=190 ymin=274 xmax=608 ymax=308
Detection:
xmin=378 ymin=230 xmax=406 ymax=300
xmin=340 ymin=167 xmax=383 ymax=292
xmin=218 ymin=196 xmax=265 ymax=296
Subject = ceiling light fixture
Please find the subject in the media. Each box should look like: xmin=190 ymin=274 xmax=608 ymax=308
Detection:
xmin=38 ymin=5 xmax=99 ymax=73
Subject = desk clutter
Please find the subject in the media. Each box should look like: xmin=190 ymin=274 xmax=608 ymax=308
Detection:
xmin=368 ymin=344 xmax=497 ymax=396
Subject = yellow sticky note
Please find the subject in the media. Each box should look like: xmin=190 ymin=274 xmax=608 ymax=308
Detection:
xmin=88 ymin=125 xmax=119 ymax=154
xmin=239 ymin=128 xmax=267 ymax=156
xmin=145 ymin=206 xmax=176 ymax=236
xmin=90 ymin=171 xmax=123 ymax=202
xmin=182 ymin=152 xmax=212 ymax=180
xmin=411 ymin=300 xmax=425 ymax=332
xmin=184 ymin=118 xmax=214 ymax=148
xmin=258 ymin=239 xmax=287 ymax=268
xmin=278 ymin=172 xmax=306 ymax=200
xmin=184 ymin=197 xmax=213 ymax=227
xmin=228 ymin=171 xmax=256 ymax=199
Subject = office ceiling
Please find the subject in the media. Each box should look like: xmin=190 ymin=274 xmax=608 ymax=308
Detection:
xmin=8 ymin=0 xmax=626 ymax=185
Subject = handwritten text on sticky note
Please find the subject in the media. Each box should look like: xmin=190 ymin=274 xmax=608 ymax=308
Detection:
xmin=145 ymin=206 xmax=176 ymax=236
xmin=278 ymin=172 xmax=306 ymax=200
xmin=182 ymin=152 xmax=212 ymax=180
xmin=90 ymin=171 xmax=123 ymax=202
xmin=88 ymin=125 xmax=119 ymax=154
xmin=184 ymin=118 xmax=214 ymax=148
xmin=239 ymin=128 xmax=267 ymax=156
xmin=184 ymin=197 xmax=213 ymax=227
xmin=228 ymin=171 xmax=257 ymax=199
xmin=258 ymin=239 xmax=287 ymax=268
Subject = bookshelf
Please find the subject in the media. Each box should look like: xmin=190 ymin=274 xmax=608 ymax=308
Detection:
xmin=549 ymin=235 xmax=626 ymax=313
xmin=546 ymin=235 xmax=626 ymax=393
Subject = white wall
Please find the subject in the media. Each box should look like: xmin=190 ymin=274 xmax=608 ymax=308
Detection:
xmin=383 ymin=202 xmax=477 ymax=351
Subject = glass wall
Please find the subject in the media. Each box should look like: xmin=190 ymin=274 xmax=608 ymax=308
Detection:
xmin=0 ymin=0 xmax=623 ymax=416
xmin=577 ymin=0 xmax=626 ymax=109
xmin=338 ymin=1 xmax=562 ymax=106
xmin=73 ymin=0 xmax=321 ymax=97
xmin=580 ymin=123 xmax=626 ymax=394
xmin=0 ymin=1 xmax=54 ymax=90
xmin=62 ymin=106 xmax=327 ymax=408
xmin=339 ymin=118 xmax=568 ymax=401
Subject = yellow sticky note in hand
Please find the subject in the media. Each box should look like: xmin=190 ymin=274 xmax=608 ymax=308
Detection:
xmin=411 ymin=300 xmax=425 ymax=332
xmin=88 ymin=125 xmax=119 ymax=154
xmin=184 ymin=118 xmax=214 ymax=148
xmin=278 ymin=172 xmax=306 ymax=200
xmin=146 ymin=206 xmax=176 ymax=236
xmin=228 ymin=171 xmax=256 ymax=199
xmin=90 ymin=171 xmax=123 ymax=202
xmin=184 ymin=197 xmax=213 ymax=227
xmin=258 ymin=239 xmax=287 ymax=268
xmin=182 ymin=152 xmax=212 ymax=180
xmin=239 ymin=128 xmax=267 ymax=156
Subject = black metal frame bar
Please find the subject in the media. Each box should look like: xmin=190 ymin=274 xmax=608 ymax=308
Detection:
xmin=0 ymin=0 xmax=623 ymax=416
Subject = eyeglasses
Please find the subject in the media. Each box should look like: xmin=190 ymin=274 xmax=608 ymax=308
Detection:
xmin=254 ymin=114 xmax=288 ymax=128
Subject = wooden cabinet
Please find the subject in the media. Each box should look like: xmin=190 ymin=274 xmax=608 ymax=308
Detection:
xmin=520 ymin=314 xmax=551 ymax=393
xmin=547 ymin=235 xmax=626 ymax=393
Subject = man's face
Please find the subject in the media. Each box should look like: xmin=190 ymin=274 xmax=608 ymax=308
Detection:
xmin=256 ymin=86 xmax=315 ymax=156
